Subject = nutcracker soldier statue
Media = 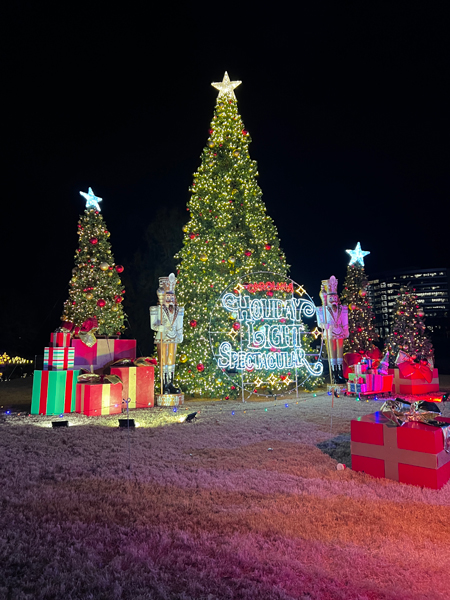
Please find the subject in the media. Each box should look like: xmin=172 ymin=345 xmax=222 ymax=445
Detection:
xmin=316 ymin=276 xmax=349 ymax=384
xmin=150 ymin=273 xmax=185 ymax=405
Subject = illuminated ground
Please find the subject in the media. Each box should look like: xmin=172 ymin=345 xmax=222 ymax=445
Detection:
xmin=1 ymin=377 xmax=450 ymax=599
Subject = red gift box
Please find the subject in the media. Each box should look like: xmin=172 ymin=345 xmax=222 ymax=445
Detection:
xmin=50 ymin=332 xmax=71 ymax=347
xmin=109 ymin=365 xmax=154 ymax=409
xmin=351 ymin=412 xmax=450 ymax=489
xmin=388 ymin=368 xmax=440 ymax=395
xmin=75 ymin=382 xmax=123 ymax=416
xmin=72 ymin=339 xmax=137 ymax=369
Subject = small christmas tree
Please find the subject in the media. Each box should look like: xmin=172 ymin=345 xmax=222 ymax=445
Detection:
xmin=61 ymin=188 xmax=127 ymax=336
xmin=174 ymin=73 xmax=322 ymax=398
xmin=340 ymin=242 xmax=378 ymax=353
xmin=384 ymin=284 xmax=434 ymax=367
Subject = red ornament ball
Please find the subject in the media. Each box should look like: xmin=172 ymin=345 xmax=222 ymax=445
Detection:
xmin=225 ymin=396 xmax=230 ymax=400
xmin=265 ymin=244 xmax=271 ymax=250
xmin=190 ymin=233 xmax=196 ymax=239
xmin=196 ymin=363 xmax=204 ymax=372
xmin=242 ymin=129 xmax=248 ymax=136
xmin=90 ymin=238 xmax=98 ymax=245
xmin=245 ymin=250 xmax=252 ymax=257
xmin=267 ymin=291 xmax=273 ymax=297
xmin=190 ymin=320 xmax=197 ymax=328
xmin=115 ymin=265 xmax=124 ymax=273
xmin=233 ymin=322 xmax=240 ymax=331
xmin=115 ymin=296 xmax=123 ymax=304
xmin=97 ymin=299 xmax=106 ymax=308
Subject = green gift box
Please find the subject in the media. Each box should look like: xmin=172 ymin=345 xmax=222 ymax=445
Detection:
xmin=31 ymin=370 xmax=80 ymax=415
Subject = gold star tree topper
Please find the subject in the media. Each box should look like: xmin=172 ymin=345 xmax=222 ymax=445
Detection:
xmin=211 ymin=72 xmax=242 ymax=99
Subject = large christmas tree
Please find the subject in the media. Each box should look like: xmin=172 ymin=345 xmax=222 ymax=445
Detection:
xmin=175 ymin=73 xmax=321 ymax=398
xmin=384 ymin=284 xmax=434 ymax=367
xmin=61 ymin=188 xmax=127 ymax=336
xmin=340 ymin=242 xmax=379 ymax=353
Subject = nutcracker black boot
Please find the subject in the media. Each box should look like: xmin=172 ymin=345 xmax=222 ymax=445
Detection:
xmin=167 ymin=373 xmax=181 ymax=394
xmin=163 ymin=372 xmax=172 ymax=394
xmin=336 ymin=364 xmax=346 ymax=384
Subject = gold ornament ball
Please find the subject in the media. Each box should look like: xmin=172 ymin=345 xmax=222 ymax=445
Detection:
xmin=111 ymin=305 xmax=118 ymax=312
xmin=182 ymin=225 xmax=188 ymax=232
xmin=86 ymin=293 xmax=93 ymax=300
xmin=359 ymin=289 xmax=367 ymax=298
xmin=100 ymin=262 xmax=109 ymax=271
xmin=199 ymin=253 xmax=208 ymax=262
xmin=228 ymin=256 xmax=236 ymax=264
xmin=179 ymin=354 xmax=188 ymax=363
xmin=72 ymin=277 xmax=77 ymax=283
xmin=207 ymin=141 xmax=215 ymax=148
xmin=108 ymin=271 xmax=113 ymax=277
xmin=233 ymin=150 xmax=239 ymax=157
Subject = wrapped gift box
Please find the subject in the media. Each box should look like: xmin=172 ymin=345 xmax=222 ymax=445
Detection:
xmin=44 ymin=347 xmax=75 ymax=371
xmin=348 ymin=382 xmax=367 ymax=393
xmin=75 ymin=382 xmax=123 ymax=416
xmin=109 ymin=365 xmax=154 ymax=409
xmin=31 ymin=370 xmax=80 ymax=415
xmin=388 ymin=368 xmax=439 ymax=395
xmin=50 ymin=332 xmax=71 ymax=347
xmin=351 ymin=412 xmax=450 ymax=489
xmin=71 ymin=338 xmax=136 ymax=369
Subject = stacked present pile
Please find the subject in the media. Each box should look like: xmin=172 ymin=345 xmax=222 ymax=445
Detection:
xmin=346 ymin=351 xmax=393 ymax=395
xmin=31 ymin=332 xmax=80 ymax=415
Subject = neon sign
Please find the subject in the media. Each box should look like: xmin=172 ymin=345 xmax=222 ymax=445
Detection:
xmin=208 ymin=272 xmax=324 ymax=393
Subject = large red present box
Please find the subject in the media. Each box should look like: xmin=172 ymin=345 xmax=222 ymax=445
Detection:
xmin=71 ymin=339 xmax=136 ymax=369
xmin=388 ymin=368 xmax=440 ymax=395
xmin=75 ymin=382 xmax=123 ymax=416
xmin=109 ymin=365 xmax=154 ymax=409
xmin=351 ymin=412 xmax=450 ymax=489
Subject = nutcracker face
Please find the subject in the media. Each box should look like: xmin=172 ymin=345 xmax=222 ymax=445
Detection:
xmin=328 ymin=293 xmax=339 ymax=308
xmin=165 ymin=292 xmax=176 ymax=311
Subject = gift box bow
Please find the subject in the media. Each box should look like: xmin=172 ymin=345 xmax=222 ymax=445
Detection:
xmin=109 ymin=356 xmax=157 ymax=368
xmin=77 ymin=372 xmax=123 ymax=385
xmin=396 ymin=350 xmax=433 ymax=383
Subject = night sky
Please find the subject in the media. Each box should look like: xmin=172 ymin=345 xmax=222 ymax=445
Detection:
xmin=3 ymin=4 xmax=450 ymax=355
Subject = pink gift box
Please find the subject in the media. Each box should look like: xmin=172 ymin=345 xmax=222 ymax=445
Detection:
xmin=71 ymin=338 xmax=136 ymax=369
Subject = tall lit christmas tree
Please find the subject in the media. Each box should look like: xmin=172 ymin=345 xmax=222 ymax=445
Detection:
xmin=61 ymin=188 xmax=127 ymax=336
xmin=384 ymin=284 xmax=434 ymax=367
xmin=340 ymin=242 xmax=378 ymax=353
xmin=175 ymin=72 xmax=318 ymax=398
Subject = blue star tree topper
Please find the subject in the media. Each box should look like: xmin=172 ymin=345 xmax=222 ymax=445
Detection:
xmin=346 ymin=242 xmax=370 ymax=266
xmin=79 ymin=187 xmax=102 ymax=211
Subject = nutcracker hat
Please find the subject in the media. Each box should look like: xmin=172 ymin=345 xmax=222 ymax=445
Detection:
xmin=159 ymin=273 xmax=177 ymax=293
xmin=326 ymin=276 xmax=338 ymax=294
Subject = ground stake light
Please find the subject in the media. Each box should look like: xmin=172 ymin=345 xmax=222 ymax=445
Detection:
xmin=52 ymin=421 xmax=69 ymax=428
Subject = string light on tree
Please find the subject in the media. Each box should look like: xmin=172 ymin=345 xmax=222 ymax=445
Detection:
xmin=175 ymin=72 xmax=304 ymax=398
xmin=340 ymin=243 xmax=378 ymax=353
xmin=61 ymin=188 xmax=127 ymax=336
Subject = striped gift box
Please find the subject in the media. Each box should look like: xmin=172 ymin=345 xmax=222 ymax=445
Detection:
xmin=31 ymin=370 xmax=80 ymax=415
xmin=75 ymin=382 xmax=123 ymax=416
xmin=44 ymin=347 xmax=75 ymax=371
xmin=50 ymin=332 xmax=71 ymax=347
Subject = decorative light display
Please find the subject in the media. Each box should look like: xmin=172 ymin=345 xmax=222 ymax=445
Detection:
xmin=211 ymin=71 xmax=242 ymax=99
xmin=340 ymin=244 xmax=378 ymax=354
xmin=209 ymin=273 xmax=323 ymax=396
xmin=346 ymin=242 xmax=370 ymax=267
xmin=174 ymin=73 xmax=300 ymax=398
xmin=0 ymin=353 xmax=32 ymax=365
xmin=383 ymin=284 xmax=434 ymax=367
xmin=79 ymin=187 xmax=102 ymax=212
xmin=61 ymin=191 xmax=127 ymax=336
